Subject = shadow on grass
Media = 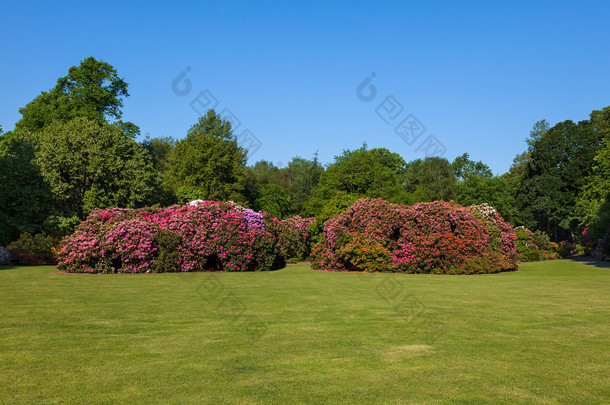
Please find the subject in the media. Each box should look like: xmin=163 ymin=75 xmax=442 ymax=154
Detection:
xmin=0 ymin=264 xmax=22 ymax=271
xmin=571 ymin=256 xmax=610 ymax=269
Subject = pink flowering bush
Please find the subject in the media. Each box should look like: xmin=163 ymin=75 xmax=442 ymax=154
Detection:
xmin=57 ymin=201 xmax=289 ymax=273
xmin=311 ymin=198 xmax=518 ymax=274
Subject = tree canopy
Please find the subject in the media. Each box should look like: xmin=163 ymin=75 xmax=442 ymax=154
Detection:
xmin=16 ymin=57 xmax=130 ymax=132
xmin=167 ymin=110 xmax=248 ymax=203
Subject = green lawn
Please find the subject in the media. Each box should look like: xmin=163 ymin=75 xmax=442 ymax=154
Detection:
xmin=0 ymin=260 xmax=608 ymax=404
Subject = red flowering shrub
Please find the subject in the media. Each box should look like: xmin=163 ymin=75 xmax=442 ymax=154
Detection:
xmin=311 ymin=198 xmax=518 ymax=274
xmin=57 ymin=201 xmax=290 ymax=273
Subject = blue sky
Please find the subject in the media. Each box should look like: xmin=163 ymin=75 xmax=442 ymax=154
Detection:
xmin=2 ymin=0 xmax=609 ymax=174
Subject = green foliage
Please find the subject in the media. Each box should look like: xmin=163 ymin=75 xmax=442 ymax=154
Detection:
xmin=451 ymin=251 xmax=513 ymax=275
xmin=37 ymin=117 xmax=159 ymax=219
xmin=42 ymin=215 xmax=81 ymax=238
xmin=404 ymin=157 xmax=456 ymax=201
xmin=0 ymin=131 xmax=52 ymax=244
xmin=452 ymin=153 xmax=492 ymax=181
xmin=575 ymin=107 xmax=610 ymax=242
xmin=279 ymin=155 xmax=324 ymax=215
xmin=141 ymin=135 xmax=178 ymax=205
xmin=336 ymin=233 xmax=393 ymax=273
xmin=455 ymin=174 xmax=519 ymax=224
xmin=254 ymin=184 xmax=292 ymax=219
xmin=516 ymin=119 xmax=603 ymax=239
xmin=7 ymin=233 xmax=60 ymax=265
xmin=152 ymin=228 xmax=182 ymax=273
xmin=307 ymin=191 xmax=359 ymax=246
xmin=16 ymin=57 xmax=130 ymax=132
xmin=306 ymin=146 xmax=407 ymax=216
xmin=168 ymin=110 xmax=248 ymax=203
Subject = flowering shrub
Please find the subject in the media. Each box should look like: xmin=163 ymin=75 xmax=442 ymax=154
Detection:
xmin=311 ymin=198 xmax=518 ymax=274
xmin=514 ymin=226 xmax=557 ymax=261
xmin=7 ymin=233 xmax=61 ymax=265
xmin=57 ymin=201 xmax=291 ymax=273
xmin=0 ymin=247 xmax=11 ymax=265
xmin=276 ymin=216 xmax=316 ymax=262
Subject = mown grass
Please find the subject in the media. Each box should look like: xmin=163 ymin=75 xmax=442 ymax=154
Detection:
xmin=0 ymin=260 xmax=608 ymax=404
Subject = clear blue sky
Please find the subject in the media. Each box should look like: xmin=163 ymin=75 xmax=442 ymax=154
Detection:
xmin=2 ymin=0 xmax=609 ymax=174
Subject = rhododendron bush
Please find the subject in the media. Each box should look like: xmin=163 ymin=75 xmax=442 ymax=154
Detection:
xmin=311 ymin=198 xmax=518 ymax=274
xmin=58 ymin=201 xmax=314 ymax=273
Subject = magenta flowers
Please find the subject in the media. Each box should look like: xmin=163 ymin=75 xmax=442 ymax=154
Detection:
xmin=57 ymin=201 xmax=312 ymax=273
xmin=311 ymin=198 xmax=518 ymax=274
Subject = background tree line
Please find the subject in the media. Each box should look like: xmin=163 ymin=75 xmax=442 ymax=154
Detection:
xmin=1 ymin=57 xmax=609 ymax=248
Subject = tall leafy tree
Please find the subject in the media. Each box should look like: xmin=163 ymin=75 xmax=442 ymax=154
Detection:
xmin=16 ymin=57 xmax=130 ymax=132
xmin=142 ymin=135 xmax=177 ymax=205
xmin=0 ymin=131 xmax=52 ymax=243
xmin=167 ymin=110 xmax=248 ymax=203
xmin=405 ymin=157 xmax=456 ymax=202
xmin=575 ymin=106 xmax=610 ymax=239
xmin=451 ymin=153 xmax=492 ymax=182
xmin=37 ymin=117 xmax=159 ymax=220
xmin=278 ymin=155 xmax=324 ymax=215
xmin=305 ymin=145 xmax=408 ymax=216
xmin=517 ymin=119 xmax=603 ymax=239
xmin=254 ymin=184 xmax=292 ymax=219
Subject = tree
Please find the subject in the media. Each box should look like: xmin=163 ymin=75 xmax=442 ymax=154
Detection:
xmin=451 ymin=153 xmax=492 ymax=182
xmin=254 ymin=184 xmax=292 ymax=219
xmin=454 ymin=174 xmax=519 ymax=224
xmin=277 ymin=155 xmax=323 ymax=215
xmin=0 ymin=131 xmax=52 ymax=244
xmin=516 ymin=119 xmax=603 ymax=239
xmin=16 ymin=57 xmax=130 ymax=132
xmin=575 ymin=106 xmax=610 ymax=239
xmin=405 ymin=157 xmax=456 ymax=201
xmin=36 ymin=117 xmax=159 ymax=220
xmin=167 ymin=110 xmax=248 ymax=203
xmin=142 ymin=135 xmax=177 ymax=205
xmin=305 ymin=145 xmax=408 ymax=216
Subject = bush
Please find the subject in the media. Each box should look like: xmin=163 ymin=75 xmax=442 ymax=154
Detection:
xmin=311 ymin=198 xmax=517 ymax=274
xmin=7 ymin=233 xmax=60 ymax=265
xmin=514 ymin=227 xmax=541 ymax=262
xmin=0 ymin=246 xmax=11 ymax=264
xmin=337 ymin=233 xmax=393 ymax=273
xmin=513 ymin=226 xmax=557 ymax=262
xmin=276 ymin=216 xmax=316 ymax=262
xmin=558 ymin=240 xmax=578 ymax=259
xmin=57 ymin=201 xmax=297 ymax=273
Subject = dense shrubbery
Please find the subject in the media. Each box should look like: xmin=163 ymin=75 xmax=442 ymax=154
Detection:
xmin=311 ymin=198 xmax=518 ymax=274
xmin=275 ymin=216 xmax=316 ymax=262
xmin=6 ymin=233 xmax=60 ymax=265
xmin=57 ymin=201 xmax=314 ymax=273
xmin=514 ymin=226 xmax=559 ymax=261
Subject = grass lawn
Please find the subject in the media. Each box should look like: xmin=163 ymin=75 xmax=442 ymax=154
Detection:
xmin=0 ymin=260 xmax=609 ymax=404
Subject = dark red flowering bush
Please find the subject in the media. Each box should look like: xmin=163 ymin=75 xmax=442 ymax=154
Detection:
xmin=311 ymin=198 xmax=518 ymax=274
xmin=57 ymin=201 xmax=292 ymax=273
